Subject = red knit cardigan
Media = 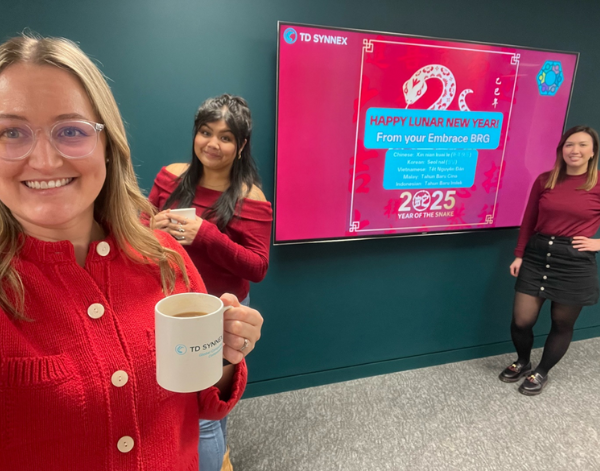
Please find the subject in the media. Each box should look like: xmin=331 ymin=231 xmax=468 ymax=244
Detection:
xmin=0 ymin=230 xmax=246 ymax=471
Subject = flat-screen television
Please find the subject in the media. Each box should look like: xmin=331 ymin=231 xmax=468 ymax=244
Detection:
xmin=274 ymin=22 xmax=578 ymax=245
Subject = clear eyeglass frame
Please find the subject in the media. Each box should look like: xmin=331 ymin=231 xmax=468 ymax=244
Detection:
xmin=0 ymin=119 xmax=105 ymax=161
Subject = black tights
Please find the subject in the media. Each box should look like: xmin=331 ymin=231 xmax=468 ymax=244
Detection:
xmin=511 ymin=292 xmax=582 ymax=376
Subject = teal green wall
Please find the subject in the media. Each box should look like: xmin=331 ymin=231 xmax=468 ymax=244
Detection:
xmin=4 ymin=0 xmax=600 ymax=397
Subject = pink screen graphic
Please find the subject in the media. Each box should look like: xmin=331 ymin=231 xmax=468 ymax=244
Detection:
xmin=275 ymin=24 xmax=578 ymax=244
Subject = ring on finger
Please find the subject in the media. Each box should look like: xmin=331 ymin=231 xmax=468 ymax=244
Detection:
xmin=178 ymin=227 xmax=185 ymax=233
xmin=240 ymin=338 xmax=250 ymax=353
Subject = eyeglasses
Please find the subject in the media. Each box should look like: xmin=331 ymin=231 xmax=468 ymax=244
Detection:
xmin=0 ymin=119 xmax=105 ymax=161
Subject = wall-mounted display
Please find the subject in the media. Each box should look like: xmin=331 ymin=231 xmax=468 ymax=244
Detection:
xmin=274 ymin=22 xmax=578 ymax=244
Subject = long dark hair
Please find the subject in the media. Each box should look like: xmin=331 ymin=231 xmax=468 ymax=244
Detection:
xmin=163 ymin=94 xmax=261 ymax=231
xmin=545 ymin=125 xmax=599 ymax=191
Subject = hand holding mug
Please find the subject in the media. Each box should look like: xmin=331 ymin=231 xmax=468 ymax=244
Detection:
xmin=167 ymin=211 xmax=203 ymax=246
xmin=155 ymin=292 xmax=263 ymax=393
xmin=221 ymin=293 xmax=263 ymax=365
xmin=151 ymin=209 xmax=172 ymax=232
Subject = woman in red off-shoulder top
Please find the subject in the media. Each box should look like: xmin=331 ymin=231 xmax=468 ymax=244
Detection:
xmin=149 ymin=95 xmax=272 ymax=471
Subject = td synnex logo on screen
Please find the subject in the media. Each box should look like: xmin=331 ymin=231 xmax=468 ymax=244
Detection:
xmin=283 ymin=28 xmax=298 ymax=44
xmin=286 ymin=31 xmax=348 ymax=45
xmin=300 ymin=32 xmax=347 ymax=45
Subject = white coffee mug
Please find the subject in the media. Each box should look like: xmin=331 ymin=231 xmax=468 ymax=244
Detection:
xmin=155 ymin=292 xmax=230 ymax=392
xmin=169 ymin=207 xmax=197 ymax=224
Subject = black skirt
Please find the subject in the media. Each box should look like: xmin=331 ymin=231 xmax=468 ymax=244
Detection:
xmin=515 ymin=233 xmax=599 ymax=306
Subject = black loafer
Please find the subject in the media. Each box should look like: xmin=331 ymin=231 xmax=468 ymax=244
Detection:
xmin=498 ymin=361 xmax=532 ymax=383
xmin=518 ymin=372 xmax=549 ymax=396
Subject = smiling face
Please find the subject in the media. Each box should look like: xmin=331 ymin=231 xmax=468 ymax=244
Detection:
xmin=562 ymin=131 xmax=595 ymax=175
xmin=0 ymin=63 xmax=106 ymax=237
xmin=193 ymin=118 xmax=242 ymax=175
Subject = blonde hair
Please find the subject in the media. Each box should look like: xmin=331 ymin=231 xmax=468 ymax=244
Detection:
xmin=545 ymin=125 xmax=599 ymax=191
xmin=0 ymin=34 xmax=188 ymax=319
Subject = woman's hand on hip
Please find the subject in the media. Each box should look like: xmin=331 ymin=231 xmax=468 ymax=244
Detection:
xmin=572 ymin=236 xmax=600 ymax=252
xmin=167 ymin=213 xmax=203 ymax=246
xmin=510 ymin=257 xmax=523 ymax=277
xmin=221 ymin=293 xmax=263 ymax=365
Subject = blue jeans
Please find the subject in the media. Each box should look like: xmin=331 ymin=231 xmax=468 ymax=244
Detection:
xmin=198 ymin=294 xmax=249 ymax=471
xmin=198 ymin=417 xmax=228 ymax=471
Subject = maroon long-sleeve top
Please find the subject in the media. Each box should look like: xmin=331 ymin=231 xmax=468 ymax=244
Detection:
xmin=149 ymin=167 xmax=272 ymax=300
xmin=515 ymin=172 xmax=600 ymax=257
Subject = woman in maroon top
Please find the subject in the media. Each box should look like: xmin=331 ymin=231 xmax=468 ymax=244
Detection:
xmin=499 ymin=125 xmax=600 ymax=395
xmin=149 ymin=95 xmax=272 ymax=470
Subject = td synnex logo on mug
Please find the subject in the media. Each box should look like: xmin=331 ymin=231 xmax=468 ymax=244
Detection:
xmin=175 ymin=335 xmax=223 ymax=356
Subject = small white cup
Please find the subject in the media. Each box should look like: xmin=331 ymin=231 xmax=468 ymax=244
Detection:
xmin=155 ymin=293 xmax=230 ymax=392
xmin=169 ymin=207 xmax=197 ymax=224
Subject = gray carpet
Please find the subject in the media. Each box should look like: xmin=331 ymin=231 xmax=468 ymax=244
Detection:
xmin=228 ymin=338 xmax=600 ymax=470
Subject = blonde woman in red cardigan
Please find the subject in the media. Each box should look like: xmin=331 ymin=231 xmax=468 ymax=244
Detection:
xmin=149 ymin=95 xmax=272 ymax=471
xmin=0 ymin=36 xmax=263 ymax=471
